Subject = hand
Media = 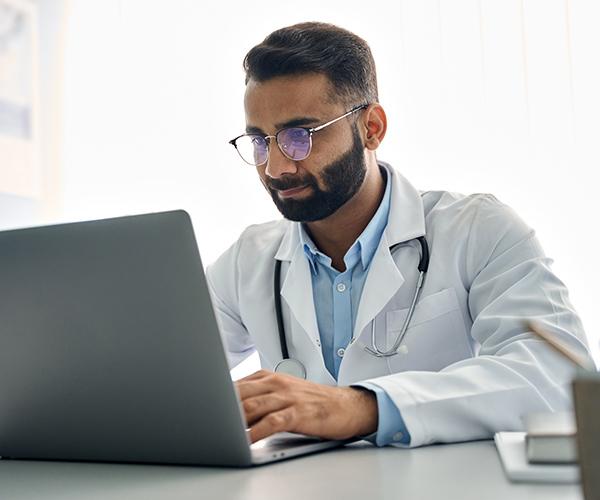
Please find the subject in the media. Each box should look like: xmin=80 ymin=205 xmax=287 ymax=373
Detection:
xmin=235 ymin=369 xmax=378 ymax=443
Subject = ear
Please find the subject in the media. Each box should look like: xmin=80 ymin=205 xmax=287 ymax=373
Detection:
xmin=361 ymin=104 xmax=387 ymax=151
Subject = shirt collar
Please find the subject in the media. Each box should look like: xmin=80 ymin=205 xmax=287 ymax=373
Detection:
xmin=274 ymin=162 xmax=426 ymax=263
xmin=298 ymin=225 xmax=322 ymax=275
xmin=297 ymin=165 xmax=392 ymax=274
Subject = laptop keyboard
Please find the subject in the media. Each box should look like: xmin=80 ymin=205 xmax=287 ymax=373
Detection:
xmin=251 ymin=432 xmax=325 ymax=452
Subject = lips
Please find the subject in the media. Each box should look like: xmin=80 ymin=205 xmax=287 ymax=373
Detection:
xmin=277 ymin=185 xmax=309 ymax=198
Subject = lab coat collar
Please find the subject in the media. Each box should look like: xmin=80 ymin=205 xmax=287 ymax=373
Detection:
xmin=274 ymin=218 xmax=300 ymax=262
xmin=379 ymin=161 xmax=426 ymax=247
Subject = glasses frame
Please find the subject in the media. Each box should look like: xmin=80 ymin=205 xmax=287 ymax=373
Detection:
xmin=229 ymin=103 xmax=369 ymax=166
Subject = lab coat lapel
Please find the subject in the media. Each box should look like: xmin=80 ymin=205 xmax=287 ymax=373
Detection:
xmin=275 ymin=225 xmax=321 ymax=348
xmin=352 ymin=165 xmax=427 ymax=342
xmin=353 ymin=234 xmax=405 ymax=341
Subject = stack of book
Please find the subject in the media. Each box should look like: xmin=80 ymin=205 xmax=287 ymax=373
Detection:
xmin=494 ymin=412 xmax=579 ymax=483
xmin=495 ymin=321 xmax=595 ymax=486
xmin=525 ymin=411 xmax=577 ymax=464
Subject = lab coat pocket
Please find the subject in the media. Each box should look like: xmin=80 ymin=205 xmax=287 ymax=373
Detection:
xmin=385 ymin=288 xmax=472 ymax=372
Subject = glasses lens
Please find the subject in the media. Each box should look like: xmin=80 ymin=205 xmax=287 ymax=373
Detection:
xmin=278 ymin=128 xmax=311 ymax=161
xmin=234 ymin=135 xmax=268 ymax=165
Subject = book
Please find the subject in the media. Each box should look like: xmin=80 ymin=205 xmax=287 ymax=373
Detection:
xmin=524 ymin=412 xmax=577 ymax=464
xmin=494 ymin=432 xmax=579 ymax=483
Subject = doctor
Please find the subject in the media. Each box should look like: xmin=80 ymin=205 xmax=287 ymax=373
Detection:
xmin=207 ymin=22 xmax=592 ymax=447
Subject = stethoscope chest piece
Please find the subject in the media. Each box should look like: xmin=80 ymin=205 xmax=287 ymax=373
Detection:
xmin=274 ymin=358 xmax=307 ymax=379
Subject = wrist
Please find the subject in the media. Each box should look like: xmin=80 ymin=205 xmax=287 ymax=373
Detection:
xmin=346 ymin=386 xmax=378 ymax=437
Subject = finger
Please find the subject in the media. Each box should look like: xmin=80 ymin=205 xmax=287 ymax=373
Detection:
xmin=236 ymin=379 xmax=275 ymax=401
xmin=243 ymin=393 xmax=289 ymax=427
xmin=236 ymin=372 xmax=284 ymax=400
xmin=237 ymin=369 xmax=272 ymax=383
xmin=249 ymin=408 xmax=297 ymax=443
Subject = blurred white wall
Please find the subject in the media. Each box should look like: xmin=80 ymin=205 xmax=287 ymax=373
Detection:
xmin=0 ymin=0 xmax=66 ymax=227
xmin=55 ymin=0 xmax=600 ymax=368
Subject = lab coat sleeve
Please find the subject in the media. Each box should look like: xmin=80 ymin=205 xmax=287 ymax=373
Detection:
xmin=206 ymin=238 xmax=256 ymax=369
xmin=362 ymin=195 xmax=592 ymax=448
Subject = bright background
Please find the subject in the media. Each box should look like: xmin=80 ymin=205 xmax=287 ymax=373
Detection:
xmin=2 ymin=0 xmax=599 ymax=373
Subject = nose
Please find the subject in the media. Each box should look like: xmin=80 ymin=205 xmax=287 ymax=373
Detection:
xmin=263 ymin=137 xmax=297 ymax=179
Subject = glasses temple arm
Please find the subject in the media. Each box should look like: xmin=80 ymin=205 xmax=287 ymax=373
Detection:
xmin=310 ymin=104 xmax=368 ymax=133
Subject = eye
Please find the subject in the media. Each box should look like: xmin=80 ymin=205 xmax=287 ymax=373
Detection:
xmin=287 ymin=128 xmax=306 ymax=139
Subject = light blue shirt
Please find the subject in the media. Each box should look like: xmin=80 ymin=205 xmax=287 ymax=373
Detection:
xmin=298 ymin=166 xmax=410 ymax=446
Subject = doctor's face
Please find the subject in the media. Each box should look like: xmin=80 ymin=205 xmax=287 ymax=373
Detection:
xmin=243 ymin=73 xmax=367 ymax=222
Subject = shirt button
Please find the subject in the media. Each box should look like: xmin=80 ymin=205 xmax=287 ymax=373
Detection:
xmin=336 ymin=283 xmax=346 ymax=293
xmin=337 ymin=348 xmax=345 ymax=358
xmin=398 ymin=345 xmax=408 ymax=354
xmin=393 ymin=432 xmax=404 ymax=442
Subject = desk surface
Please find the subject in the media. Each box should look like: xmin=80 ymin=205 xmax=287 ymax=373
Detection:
xmin=0 ymin=440 xmax=582 ymax=500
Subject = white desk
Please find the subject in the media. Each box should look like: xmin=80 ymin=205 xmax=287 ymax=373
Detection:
xmin=0 ymin=440 xmax=582 ymax=499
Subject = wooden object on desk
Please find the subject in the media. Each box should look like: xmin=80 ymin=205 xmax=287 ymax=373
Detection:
xmin=573 ymin=371 xmax=600 ymax=500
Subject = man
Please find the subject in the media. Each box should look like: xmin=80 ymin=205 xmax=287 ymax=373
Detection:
xmin=207 ymin=22 xmax=592 ymax=447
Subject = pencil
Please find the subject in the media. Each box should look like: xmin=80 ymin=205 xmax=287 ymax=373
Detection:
xmin=526 ymin=321 xmax=594 ymax=371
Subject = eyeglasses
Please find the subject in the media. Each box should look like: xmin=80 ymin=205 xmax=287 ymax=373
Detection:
xmin=229 ymin=104 xmax=368 ymax=167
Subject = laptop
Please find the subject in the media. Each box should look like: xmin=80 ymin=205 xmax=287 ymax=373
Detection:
xmin=573 ymin=370 xmax=600 ymax=500
xmin=0 ymin=211 xmax=344 ymax=466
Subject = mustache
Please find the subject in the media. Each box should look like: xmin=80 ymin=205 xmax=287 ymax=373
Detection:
xmin=266 ymin=176 xmax=314 ymax=191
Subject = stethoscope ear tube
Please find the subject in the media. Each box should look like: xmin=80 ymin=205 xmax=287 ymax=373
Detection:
xmin=274 ymin=260 xmax=306 ymax=378
xmin=416 ymin=236 xmax=429 ymax=273
xmin=274 ymin=259 xmax=289 ymax=359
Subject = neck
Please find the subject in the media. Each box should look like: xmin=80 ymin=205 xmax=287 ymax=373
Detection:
xmin=305 ymin=161 xmax=385 ymax=272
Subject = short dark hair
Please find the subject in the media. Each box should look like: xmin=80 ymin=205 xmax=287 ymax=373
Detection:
xmin=243 ymin=22 xmax=378 ymax=106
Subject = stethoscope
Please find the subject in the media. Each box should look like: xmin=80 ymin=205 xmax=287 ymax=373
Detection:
xmin=273 ymin=236 xmax=430 ymax=378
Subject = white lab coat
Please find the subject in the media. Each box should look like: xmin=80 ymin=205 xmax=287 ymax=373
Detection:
xmin=206 ymin=164 xmax=591 ymax=447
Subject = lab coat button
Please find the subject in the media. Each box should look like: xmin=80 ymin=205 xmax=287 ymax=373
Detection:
xmin=336 ymin=283 xmax=346 ymax=293
xmin=337 ymin=348 xmax=345 ymax=358
xmin=393 ymin=432 xmax=404 ymax=442
xmin=398 ymin=345 xmax=408 ymax=354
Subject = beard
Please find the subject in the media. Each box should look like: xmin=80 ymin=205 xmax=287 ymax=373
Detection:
xmin=265 ymin=126 xmax=367 ymax=222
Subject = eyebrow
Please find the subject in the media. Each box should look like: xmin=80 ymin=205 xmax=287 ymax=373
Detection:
xmin=246 ymin=116 xmax=321 ymax=135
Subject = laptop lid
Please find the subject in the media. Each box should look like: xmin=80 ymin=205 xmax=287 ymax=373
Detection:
xmin=0 ymin=211 xmax=254 ymax=466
